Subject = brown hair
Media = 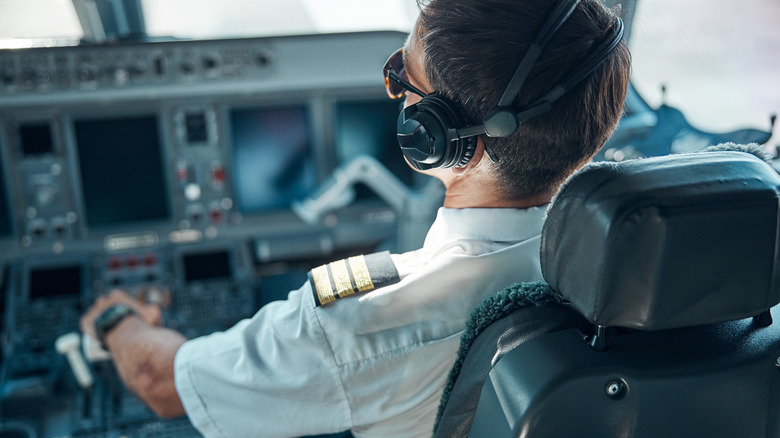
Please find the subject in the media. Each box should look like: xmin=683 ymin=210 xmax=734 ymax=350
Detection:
xmin=417 ymin=0 xmax=632 ymax=200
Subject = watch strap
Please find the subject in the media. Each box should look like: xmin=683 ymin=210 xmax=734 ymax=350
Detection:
xmin=94 ymin=303 xmax=137 ymax=350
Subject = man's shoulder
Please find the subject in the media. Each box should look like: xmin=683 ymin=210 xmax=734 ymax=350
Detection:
xmin=308 ymin=251 xmax=401 ymax=307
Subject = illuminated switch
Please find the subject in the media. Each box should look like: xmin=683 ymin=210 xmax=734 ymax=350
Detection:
xmin=108 ymin=256 xmax=122 ymax=271
xmin=209 ymin=206 xmax=223 ymax=223
xmin=127 ymin=254 xmax=139 ymax=269
xmin=211 ymin=164 xmax=226 ymax=187
xmin=185 ymin=183 xmax=201 ymax=201
xmin=176 ymin=161 xmax=188 ymax=182
xmin=144 ymin=252 xmax=157 ymax=267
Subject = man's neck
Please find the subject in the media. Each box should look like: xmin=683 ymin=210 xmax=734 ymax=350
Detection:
xmin=441 ymin=176 xmax=552 ymax=209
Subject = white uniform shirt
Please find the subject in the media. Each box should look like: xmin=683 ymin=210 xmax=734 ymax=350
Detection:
xmin=174 ymin=206 xmax=547 ymax=438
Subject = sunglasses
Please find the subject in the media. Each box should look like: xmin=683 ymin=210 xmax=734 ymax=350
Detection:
xmin=383 ymin=48 xmax=427 ymax=100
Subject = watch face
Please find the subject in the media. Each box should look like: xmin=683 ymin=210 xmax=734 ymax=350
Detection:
xmin=95 ymin=304 xmax=136 ymax=348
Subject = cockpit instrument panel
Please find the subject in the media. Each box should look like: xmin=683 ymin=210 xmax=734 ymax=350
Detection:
xmin=0 ymin=31 xmax=439 ymax=438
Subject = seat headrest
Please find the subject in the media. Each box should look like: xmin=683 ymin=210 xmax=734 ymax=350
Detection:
xmin=541 ymin=150 xmax=780 ymax=330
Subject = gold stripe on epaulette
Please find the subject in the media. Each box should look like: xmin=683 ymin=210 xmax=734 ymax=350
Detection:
xmin=311 ymin=264 xmax=335 ymax=305
xmin=348 ymin=255 xmax=374 ymax=292
xmin=330 ymin=259 xmax=353 ymax=298
xmin=309 ymin=251 xmax=400 ymax=307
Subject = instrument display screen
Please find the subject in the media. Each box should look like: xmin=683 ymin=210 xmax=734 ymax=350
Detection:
xmin=75 ymin=115 xmax=170 ymax=227
xmin=230 ymin=105 xmax=317 ymax=213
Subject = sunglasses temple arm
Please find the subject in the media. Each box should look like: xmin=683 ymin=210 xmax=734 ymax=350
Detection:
xmin=389 ymin=72 xmax=427 ymax=98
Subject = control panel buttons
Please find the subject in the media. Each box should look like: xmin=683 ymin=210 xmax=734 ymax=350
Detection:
xmin=211 ymin=164 xmax=226 ymax=187
xmin=208 ymin=205 xmax=223 ymax=224
xmin=185 ymin=183 xmax=201 ymax=201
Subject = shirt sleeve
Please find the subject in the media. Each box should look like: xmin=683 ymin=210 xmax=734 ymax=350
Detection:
xmin=174 ymin=282 xmax=352 ymax=438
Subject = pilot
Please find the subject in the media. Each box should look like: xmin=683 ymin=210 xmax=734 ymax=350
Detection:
xmin=80 ymin=0 xmax=630 ymax=436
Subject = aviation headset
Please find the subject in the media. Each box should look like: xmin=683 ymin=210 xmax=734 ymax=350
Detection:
xmin=396 ymin=0 xmax=625 ymax=170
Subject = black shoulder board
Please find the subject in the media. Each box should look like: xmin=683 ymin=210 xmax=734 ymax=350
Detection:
xmin=308 ymin=251 xmax=400 ymax=307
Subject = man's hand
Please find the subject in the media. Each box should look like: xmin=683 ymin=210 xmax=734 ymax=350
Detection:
xmin=79 ymin=289 xmax=186 ymax=418
xmin=80 ymin=290 xmax=162 ymax=341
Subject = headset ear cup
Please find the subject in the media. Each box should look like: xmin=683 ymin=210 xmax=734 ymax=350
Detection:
xmin=397 ymin=104 xmax=447 ymax=170
xmin=424 ymin=94 xmax=478 ymax=168
xmin=395 ymin=93 xmax=477 ymax=170
xmin=456 ymin=134 xmax=477 ymax=168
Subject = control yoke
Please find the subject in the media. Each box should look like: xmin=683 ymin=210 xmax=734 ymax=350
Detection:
xmin=293 ymin=155 xmax=411 ymax=224
xmin=292 ymin=155 xmax=444 ymax=251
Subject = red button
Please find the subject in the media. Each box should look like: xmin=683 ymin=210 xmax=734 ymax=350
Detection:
xmin=176 ymin=166 xmax=188 ymax=182
xmin=108 ymin=256 xmax=122 ymax=270
xmin=212 ymin=166 xmax=226 ymax=184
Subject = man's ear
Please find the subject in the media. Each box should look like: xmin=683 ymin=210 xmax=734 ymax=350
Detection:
xmin=452 ymin=137 xmax=486 ymax=175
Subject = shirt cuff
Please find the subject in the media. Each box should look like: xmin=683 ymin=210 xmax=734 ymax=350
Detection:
xmin=174 ymin=339 xmax=225 ymax=438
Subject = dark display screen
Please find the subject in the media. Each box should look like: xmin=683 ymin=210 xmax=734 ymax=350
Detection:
xmin=29 ymin=265 xmax=82 ymax=299
xmin=230 ymin=106 xmax=316 ymax=213
xmin=183 ymin=250 xmax=232 ymax=283
xmin=335 ymin=100 xmax=414 ymax=187
xmin=19 ymin=123 xmax=55 ymax=156
xmin=75 ymin=115 xmax=170 ymax=227
xmin=185 ymin=112 xmax=208 ymax=143
xmin=0 ymin=153 xmax=11 ymax=237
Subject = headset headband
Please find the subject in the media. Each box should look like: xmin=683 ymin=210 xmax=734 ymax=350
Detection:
xmin=456 ymin=0 xmax=625 ymax=139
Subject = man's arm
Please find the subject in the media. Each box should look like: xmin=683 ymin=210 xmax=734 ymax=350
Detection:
xmin=80 ymin=290 xmax=187 ymax=418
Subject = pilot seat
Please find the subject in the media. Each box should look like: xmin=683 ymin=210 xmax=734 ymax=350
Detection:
xmin=433 ymin=145 xmax=780 ymax=437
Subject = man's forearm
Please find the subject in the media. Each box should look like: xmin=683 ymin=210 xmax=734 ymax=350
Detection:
xmin=104 ymin=316 xmax=188 ymax=418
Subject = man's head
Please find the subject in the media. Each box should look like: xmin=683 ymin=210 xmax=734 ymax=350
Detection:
xmin=403 ymin=0 xmax=631 ymax=202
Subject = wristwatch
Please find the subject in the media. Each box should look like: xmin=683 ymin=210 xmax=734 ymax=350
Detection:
xmin=94 ymin=304 xmax=137 ymax=350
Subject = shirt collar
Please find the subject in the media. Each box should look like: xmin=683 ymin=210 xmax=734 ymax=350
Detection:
xmin=423 ymin=206 xmax=548 ymax=247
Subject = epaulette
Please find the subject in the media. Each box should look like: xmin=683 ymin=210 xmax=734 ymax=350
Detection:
xmin=308 ymin=251 xmax=400 ymax=307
